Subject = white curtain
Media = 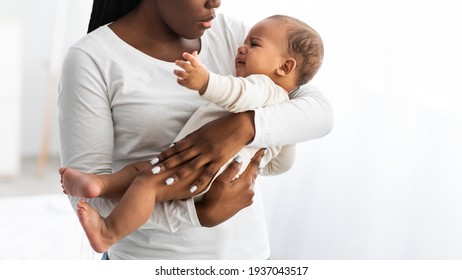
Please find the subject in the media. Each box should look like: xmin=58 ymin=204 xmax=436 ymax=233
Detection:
xmin=219 ymin=0 xmax=462 ymax=259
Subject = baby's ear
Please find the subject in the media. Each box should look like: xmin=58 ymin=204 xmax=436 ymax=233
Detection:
xmin=276 ymin=57 xmax=297 ymax=76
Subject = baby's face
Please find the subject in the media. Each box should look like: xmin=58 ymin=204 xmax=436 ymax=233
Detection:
xmin=235 ymin=19 xmax=287 ymax=78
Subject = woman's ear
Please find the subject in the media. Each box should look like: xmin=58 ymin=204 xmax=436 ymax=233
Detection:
xmin=276 ymin=58 xmax=297 ymax=77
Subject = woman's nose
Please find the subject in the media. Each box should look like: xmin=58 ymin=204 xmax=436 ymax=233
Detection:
xmin=206 ymin=0 xmax=221 ymax=9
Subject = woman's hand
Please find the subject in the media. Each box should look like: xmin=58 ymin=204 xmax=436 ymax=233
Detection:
xmin=195 ymin=148 xmax=266 ymax=227
xmin=131 ymin=162 xmax=207 ymax=203
xmin=151 ymin=111 xmax=255 ymax=191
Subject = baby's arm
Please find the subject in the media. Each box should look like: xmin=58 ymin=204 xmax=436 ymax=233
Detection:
xmin=174 ymin=52 xmax=286 ymax=112
xmin=262 ymin=145 xmax=296 ymax=176
xmin=201 ymin=74 xmax=287 ymax=112
xmin=174 ymin=51 xmax=210 ymax=95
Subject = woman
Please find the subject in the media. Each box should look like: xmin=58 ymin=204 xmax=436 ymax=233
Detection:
xmin=58 ymin=0 xmax=333 ymax=259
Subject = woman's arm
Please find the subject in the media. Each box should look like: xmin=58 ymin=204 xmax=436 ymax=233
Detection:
xmin=250 ymin=84 xmax=334 ymax=147
xmin=154 ymin=85 xmax=333 ymax=187
xmin=58 ymin=47 xmax=117 ymax=218
xmin=58 ymin=48 xmax=203 ymax=231
xmin=155 ymin=112 xmax=255 ymax=186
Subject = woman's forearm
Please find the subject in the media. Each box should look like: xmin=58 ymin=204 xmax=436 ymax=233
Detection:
xmin=236 ymin=110 xmax=256 ymax=144
xmin=250 ymin=84 xmax=334 ymax=148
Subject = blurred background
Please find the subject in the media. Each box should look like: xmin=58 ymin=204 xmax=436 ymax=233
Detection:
xmin=0 ymin=0 xmax=461 ymax=259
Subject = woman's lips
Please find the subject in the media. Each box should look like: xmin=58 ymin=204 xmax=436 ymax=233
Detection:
xmin=199 ymin=20 xmax=212 ymax=29
xmin=198 ymin=15 xmax=215 ymax=29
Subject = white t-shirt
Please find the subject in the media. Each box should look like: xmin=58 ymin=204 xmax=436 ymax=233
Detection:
xmin=58 ymin=14 xmax=333 ymax=259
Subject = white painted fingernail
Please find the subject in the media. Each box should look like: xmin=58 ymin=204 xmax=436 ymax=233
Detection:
xmin=264 ymin=148 xmax=268 ymax=155
xmin=151 ymin=166 xmax=161 ymax=174
xmin=234 ymin=155 xmax=243 ymax=163
xmin=189 ymin=186 xmax=198 ymax=193
xmin=165 ymin=177 xmax=175 ymax=185
xmin=150 ymin=157 xmax=159 ymax=165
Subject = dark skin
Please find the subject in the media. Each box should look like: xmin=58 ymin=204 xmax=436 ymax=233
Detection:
xmin=107 ymin=0 xmax=261 ymax=227
xmin=110 ymin=0 xmax=215 ymax=62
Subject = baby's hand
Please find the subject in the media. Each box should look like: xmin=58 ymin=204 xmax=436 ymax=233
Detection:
xmin=174 ymin=51 xmax=209 ymax=95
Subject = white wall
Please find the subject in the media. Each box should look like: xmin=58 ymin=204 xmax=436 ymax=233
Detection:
xmin=0 ymin=22 xmax=22 ymax=176
xmin=0 ymin=0 xmax=92 ymax=157
xmin=218 ymin=0 xmax=462 ymax=259
xmin=3 ymin=0 xmax=462 ymax=259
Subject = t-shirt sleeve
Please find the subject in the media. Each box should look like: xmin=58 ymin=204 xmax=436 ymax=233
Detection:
xmin=250 ymin=84 xmax=334 ymax=147
xmin=58 ymin=47 xmax=119 ymax=216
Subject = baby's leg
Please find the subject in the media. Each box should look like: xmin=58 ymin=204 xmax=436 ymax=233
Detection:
xmin=78 ymin=162 xmax=210 ymax=251
xmin=103 ymin=175 xmax=159 ymax=240
xmin=59 ymin=167 xmax=105 ymax=198
xmin=76 ymin=200 xmax=117 ymax=253
xmin=59 ymin=160 xmax=151 ymax=200
xmin=78 ymin=175 xmax=159 ymax=252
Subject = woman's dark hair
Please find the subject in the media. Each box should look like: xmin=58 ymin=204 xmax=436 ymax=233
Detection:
xmin=87 ymin=0 xmax=141 ymax=33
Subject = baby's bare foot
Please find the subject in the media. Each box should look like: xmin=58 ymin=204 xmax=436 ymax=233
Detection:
xmin=59 ymin=167 xmax=104 ymax=198
xmin=77 ymin=200 xmax=117 ymax=253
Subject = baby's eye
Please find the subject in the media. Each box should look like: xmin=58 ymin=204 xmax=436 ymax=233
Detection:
xmin=250 ymin=41 xmax=259 ymax=47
